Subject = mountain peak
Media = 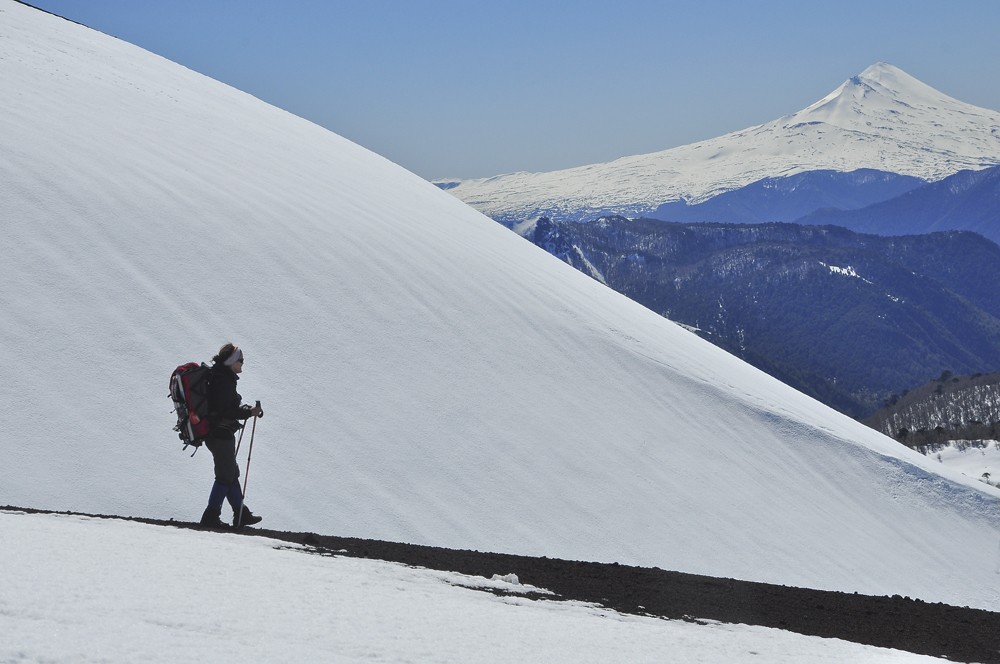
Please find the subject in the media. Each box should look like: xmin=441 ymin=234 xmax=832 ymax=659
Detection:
xmin=854 ymin=62 xmax=946 ymax=97
xmin=443 ymin=62 xmax=1000 ymax=222
xmin=857 ymin=61 xmax=917 ymax=85
xmin=796 ymin=62 xmax=964 ymax=128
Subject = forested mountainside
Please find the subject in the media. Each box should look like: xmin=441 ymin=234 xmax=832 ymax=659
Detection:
xmin=864 ymin=371 xmax=1000 ymax=448
xmin=526 ymin=217 xmax=1000 ymax=417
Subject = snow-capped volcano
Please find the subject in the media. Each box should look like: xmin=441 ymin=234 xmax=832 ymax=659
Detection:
xmin=441 ymin=63 xmax=1000 ymax=222
xmin=2 ymin=1 xmax=1000 ymax=614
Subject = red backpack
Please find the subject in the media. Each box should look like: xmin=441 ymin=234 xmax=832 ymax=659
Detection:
xmin=169 ymin=362 xmax=212 ymax=453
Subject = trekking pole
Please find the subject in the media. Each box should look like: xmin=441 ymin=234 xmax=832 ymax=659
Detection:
xmin=236 ymin=401 xmax=261 ymax=528
xmin=234 ymin=418 xmax=247 ymax=457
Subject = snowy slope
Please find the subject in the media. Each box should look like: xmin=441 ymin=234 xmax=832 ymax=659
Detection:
xmin=0 ymin=511 xmax=940 ymax=663
xmin=2 ymin=0 xmax=1000 ymax=613
xmin=932 ymin=441 xmax=1000 ymax=488
xmin=441 ymin=63 xmax=1000 ymax=222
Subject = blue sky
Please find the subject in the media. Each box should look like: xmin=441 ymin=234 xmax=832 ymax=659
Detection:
xmin=25 ymin=0 xmax=1000 ymax=180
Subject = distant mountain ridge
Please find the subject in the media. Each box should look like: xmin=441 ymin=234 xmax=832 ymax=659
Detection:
xmin=640 ymin=164 xmax=1000 ymax=244
xmin=796 ymin=165 xmax=1000 ymax=244
xmin=440 ymin=63 xmax=1000 ymax=224
xmin=527 ymin=217 xmax=1000 ymax=417
xmin=649 ymin=169 xmax=925 ymax=224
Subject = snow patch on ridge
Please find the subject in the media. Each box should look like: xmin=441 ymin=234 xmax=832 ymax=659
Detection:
xmin=821 ymin=262 xmax=872 ymax=284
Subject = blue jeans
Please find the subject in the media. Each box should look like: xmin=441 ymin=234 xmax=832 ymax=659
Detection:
xmin=205 ymin=431 xmax=242 ymax=511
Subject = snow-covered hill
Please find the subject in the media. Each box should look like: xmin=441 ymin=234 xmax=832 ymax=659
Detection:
xmin=2 ymin=0 xmax=1000 ymax=614
xmin=932 ymin=442 xmax=1000 ymax=489
xmin=441 ymin=63 xmax=1000 ymax=222
xmin=0 ymin=510 xmax=945 ymax=663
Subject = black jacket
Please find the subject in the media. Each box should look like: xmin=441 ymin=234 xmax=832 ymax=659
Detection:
xmin=207 ymin=363 xmax=252 ymax=435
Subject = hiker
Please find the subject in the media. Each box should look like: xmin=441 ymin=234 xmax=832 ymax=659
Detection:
xmin=199 ymin=343 xmax=264 ymax=528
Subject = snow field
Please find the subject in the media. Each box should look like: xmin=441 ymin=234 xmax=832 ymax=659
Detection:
xmin=0 ymin=511 xmax=940 ymax=663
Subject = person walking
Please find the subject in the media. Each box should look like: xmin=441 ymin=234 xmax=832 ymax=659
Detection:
xmin=199 ymin=343 xmax=264 ymax=528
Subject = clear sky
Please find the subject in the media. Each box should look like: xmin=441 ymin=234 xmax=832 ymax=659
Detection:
xmin=23 ymin=0 xmax=1000 ymax=180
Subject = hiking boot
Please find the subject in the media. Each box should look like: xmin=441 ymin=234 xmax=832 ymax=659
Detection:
xmin=233 ymin=505 xmax=262 ymax=528
xmin=199 ymin=506 xmax=226 ymax=529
